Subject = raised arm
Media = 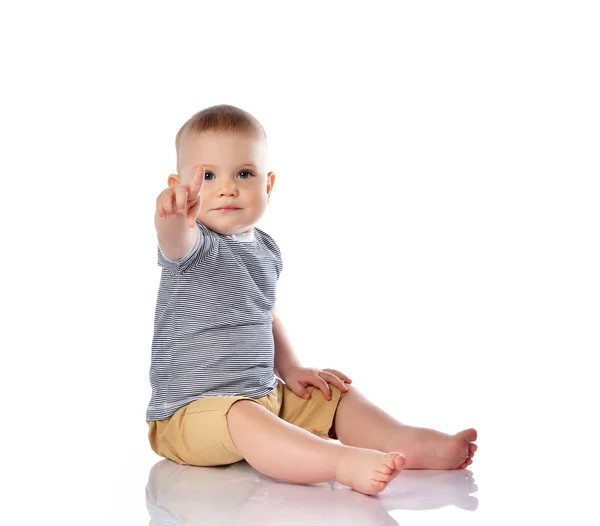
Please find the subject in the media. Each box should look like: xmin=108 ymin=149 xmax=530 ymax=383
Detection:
xmin=155 ymin=166 xmax=205 ymax=259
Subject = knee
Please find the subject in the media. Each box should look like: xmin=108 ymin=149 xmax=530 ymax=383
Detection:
xmin=336 ymin=382 xmax=360 ymax=401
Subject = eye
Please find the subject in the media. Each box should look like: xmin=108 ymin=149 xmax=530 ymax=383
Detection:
xmin=203 ymin=170 xmax=254 ymax=180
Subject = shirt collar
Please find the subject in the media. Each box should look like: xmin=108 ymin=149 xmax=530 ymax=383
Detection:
xmin=225 ymin=228 xmax=255 ymax=242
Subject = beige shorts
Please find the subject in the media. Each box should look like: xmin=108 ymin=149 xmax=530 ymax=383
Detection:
xmin=148 ymin=379 xmax=343 ymax=466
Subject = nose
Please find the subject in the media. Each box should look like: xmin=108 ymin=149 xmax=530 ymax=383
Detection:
xmin=217 ymin=180 xmax=238 ymax=196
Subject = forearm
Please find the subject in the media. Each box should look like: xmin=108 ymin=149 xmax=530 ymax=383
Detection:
xmin=155 ymin=210 xmax=197 ymax=259
xmin=272 ymin=315 xmax=302 ymax=378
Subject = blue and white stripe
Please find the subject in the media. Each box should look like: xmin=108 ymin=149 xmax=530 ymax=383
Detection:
xmin=147 ymin=219 xmax=282 ymax=421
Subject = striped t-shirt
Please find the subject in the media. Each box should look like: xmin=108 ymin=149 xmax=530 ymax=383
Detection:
xmin=146 ymin=219 xmax=282 ymax=421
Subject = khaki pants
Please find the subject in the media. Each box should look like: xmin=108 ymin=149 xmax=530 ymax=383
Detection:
xmin=148 ymin=380 xmax=343 ymax=466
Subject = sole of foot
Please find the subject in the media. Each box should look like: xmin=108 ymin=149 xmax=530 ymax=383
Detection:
xmin=337 ymin=448 xmax=406 ymax=496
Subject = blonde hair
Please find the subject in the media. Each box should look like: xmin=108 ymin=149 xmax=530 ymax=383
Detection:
xmin=175 ymin=104 xmax=267 ymax=176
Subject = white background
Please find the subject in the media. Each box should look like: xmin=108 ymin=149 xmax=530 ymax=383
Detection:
xmin=1 ymin=1 xmax=598 ymax=524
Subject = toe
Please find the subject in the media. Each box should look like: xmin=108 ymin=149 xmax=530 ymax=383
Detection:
xmin=369 ymin=479 xmax=387 ymax=495
xmin=458 ymin=454 xmax=475 ymax=469
xmin=384 ymin=452 xmax=405 ymax=472
xmin=394 ymin=454 xmax=406 ymax=471
xmin=373 ymin=471 xmax=393 ymax=483
xmin=465 ymin=428 xmax=478 ymax=442
xmin=378 ymin=464 xmax=393 ymax=475
xmin=457 ymin=428 xmax=478 ymax=443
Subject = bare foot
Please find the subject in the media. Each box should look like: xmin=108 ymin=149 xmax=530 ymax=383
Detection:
xmin=336 ymin=447 xmax=406 ymax=496
xmin=386 ymin=427 xmax=478 ymax=470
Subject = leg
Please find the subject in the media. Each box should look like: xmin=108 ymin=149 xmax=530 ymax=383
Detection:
xmin=226 ymin=399 xmax=406 ymax=496
xmin=330 ymin=386 xmax=478 ymax=469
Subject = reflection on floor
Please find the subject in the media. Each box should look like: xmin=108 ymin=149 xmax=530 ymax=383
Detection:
xmin=146 ymin=458 xmax=478 ymax=525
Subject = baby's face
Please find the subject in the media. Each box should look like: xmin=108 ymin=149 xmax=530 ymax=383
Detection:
xmin=171 ymin=131 xmax=275 ymax=236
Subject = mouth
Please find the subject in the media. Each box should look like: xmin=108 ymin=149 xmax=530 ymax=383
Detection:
xmin=214 ymin=207 xmax=241 ymax=211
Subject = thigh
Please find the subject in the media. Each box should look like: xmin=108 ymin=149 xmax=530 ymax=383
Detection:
xmin=148 ymin=387 xmax=283 ymax=467
xmin=278 ymin=382 xmax=344 ymax=439
xmin=148 ymin=396 xmax=256 ymax=467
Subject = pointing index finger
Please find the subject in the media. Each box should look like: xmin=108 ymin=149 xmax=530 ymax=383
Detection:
xmin=187 ymin=166 xmax=205 ymax=198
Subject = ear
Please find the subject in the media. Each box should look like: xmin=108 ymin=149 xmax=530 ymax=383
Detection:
xmin=168 ymin=174 xmax=182 ymax=188
xmin=267 ymin=171 xmax=276 ymax=200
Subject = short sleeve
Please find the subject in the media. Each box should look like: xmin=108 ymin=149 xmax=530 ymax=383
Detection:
xmin=273 ymin=239 xmax=283 ymax=280
xmin=256 ymin=228 xmax=283 ymax=280
xmin=157 ymin=220 xmax=215 ymax=275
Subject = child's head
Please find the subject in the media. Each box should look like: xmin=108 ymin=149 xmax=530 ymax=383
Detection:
xmin=169 ymin=104 xmax=275 ymax=236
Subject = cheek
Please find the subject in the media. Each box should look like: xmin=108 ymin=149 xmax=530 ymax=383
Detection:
xmin=250 ymin=188 xmax=268 ymax=203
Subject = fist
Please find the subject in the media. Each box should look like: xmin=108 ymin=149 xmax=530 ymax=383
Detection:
xmin=156 ymin=167 xmax=205 ymax=228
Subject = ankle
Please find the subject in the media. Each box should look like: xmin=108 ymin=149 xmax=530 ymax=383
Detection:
xmin=335 ymin=445 xmax=360 ymax=487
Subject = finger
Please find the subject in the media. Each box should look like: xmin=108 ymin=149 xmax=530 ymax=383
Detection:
xmin=325 ymin=369 xmax=352 ymax=383
xmin=321 ymin=371 xmax=349 ymax=392
xmin=323 ymin=368 xmax=352 ymax=384
xmin=186 ymin=197 xmax=202 ymax=227
xmin=317 ymin=378 xmax=331 ymax=400
xmin=295 ymin=384 xmax=310 ymax=399
xmin=175 ymin=185 xmax=188 ymax=214
xmin=162 ymin=190 xmax=176 ymax=216
xmin=156 ymin=196 xmax=167 ymax=219
xmin=187 ymin=166 xmax=205 ymax=199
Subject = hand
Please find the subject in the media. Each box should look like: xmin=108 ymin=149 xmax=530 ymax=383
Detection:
xmin=282 ymin=366 xmax=352 ymax=401
xmin=156 ymin=166 xmax=205 ymax=228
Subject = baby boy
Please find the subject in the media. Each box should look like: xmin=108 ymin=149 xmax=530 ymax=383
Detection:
xmin=147 ymin=104 xmax=477 ymax=496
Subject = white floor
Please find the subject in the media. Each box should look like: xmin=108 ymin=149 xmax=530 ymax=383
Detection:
xmin=4 ymin=315 xmax=598 ymax=526
xmin=109 ymin=405 xmax=595 ymax=525
xmin=144 ymin=458 xmax=479 ymax=525
xmin=22 ymin=374 xmax=590 ymax=526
